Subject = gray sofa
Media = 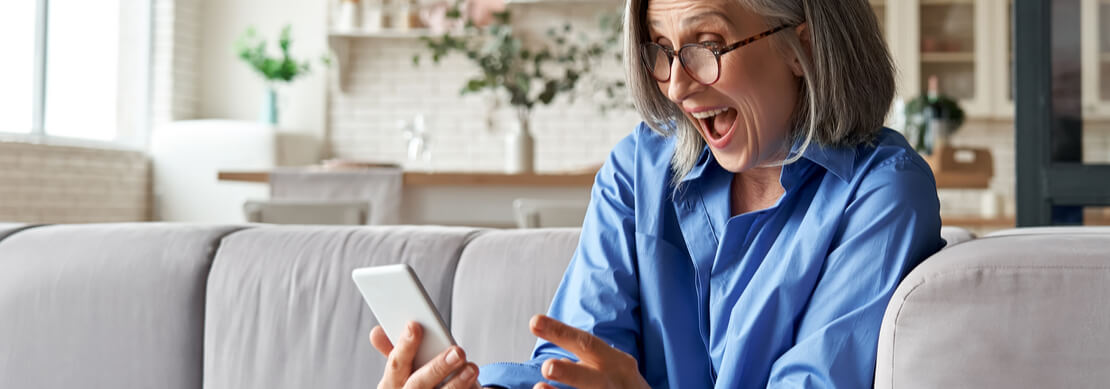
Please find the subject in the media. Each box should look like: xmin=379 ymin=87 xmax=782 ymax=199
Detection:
xmin=0 ymin=223 xmax=1106 ymax=388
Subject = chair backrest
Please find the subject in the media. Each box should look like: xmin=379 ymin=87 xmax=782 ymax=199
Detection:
xmin=512 ymin=199 xmax=588 ymax=228
xmin=243 ymin=200 xmax=370 ymax=225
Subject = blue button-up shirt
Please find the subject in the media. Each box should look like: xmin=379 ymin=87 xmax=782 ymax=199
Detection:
xmin=479 ymin=123 xmax=944 ymax=388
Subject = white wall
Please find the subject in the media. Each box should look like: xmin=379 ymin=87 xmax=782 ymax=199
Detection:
xmin=197 ymin=0 xmax=327 ymax=139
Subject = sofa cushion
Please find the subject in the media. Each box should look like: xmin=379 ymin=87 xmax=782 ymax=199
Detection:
xmin=875 ymin=231 xmax=1110 ymax=389
xmin=203 ymin=225 xmax=484 ymax=389
xmin=452 ymin=228 xmax=580 ymax=366
xmin=0 ymin=223 xmax=245 ymax=389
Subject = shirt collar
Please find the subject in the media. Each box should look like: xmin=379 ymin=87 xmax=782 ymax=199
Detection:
xmin=679 ymin=138 xmax=856 ymax=183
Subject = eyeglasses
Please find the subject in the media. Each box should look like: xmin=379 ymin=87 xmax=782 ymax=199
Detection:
xmin=641 ymin=24 xmax=795 ymax=85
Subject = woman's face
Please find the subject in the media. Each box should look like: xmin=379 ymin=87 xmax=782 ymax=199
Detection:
xmin=645 ymin=0 xmax=802 ymax=173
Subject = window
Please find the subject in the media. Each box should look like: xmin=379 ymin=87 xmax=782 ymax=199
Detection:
xmin=1 ymin=0 xmax=150 ymax=146
xmin=0 ymin=1 xmax=37 ymax=134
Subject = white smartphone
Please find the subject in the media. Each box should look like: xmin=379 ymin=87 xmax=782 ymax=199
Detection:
xmin=351 ymin=264 xmax=457 ymax=368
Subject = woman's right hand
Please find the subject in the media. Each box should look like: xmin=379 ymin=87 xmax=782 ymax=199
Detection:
xmin=370 ymin=322 xmax=480 ymax=389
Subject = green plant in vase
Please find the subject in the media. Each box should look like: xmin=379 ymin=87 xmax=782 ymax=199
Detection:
xmin=414 ymin=4 xmax=627 ymax=173
xmin=235 ymin=25 xmax=330 ymax=125
xmin=903 ymin=75 xmax=966 ymax=154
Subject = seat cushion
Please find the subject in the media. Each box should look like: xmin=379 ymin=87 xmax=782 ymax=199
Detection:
xmin=0 ymin=223 xmax=245 ymax=389
xmin=876 ymin=231 xmax=1110 ymax=389
xmin=203 ymin=225 xmax=484 ymax=389
xmin=451 ymin=228 xmax=581 ymax=366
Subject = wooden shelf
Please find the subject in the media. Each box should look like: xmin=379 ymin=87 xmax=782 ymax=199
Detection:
xmin=221 ymin=169 xmax=993 ymax=189
xmin=921 ymin=52 xmax=976 ymax=63
xmin=218 ymin=170 xmax=597 ymax=187
xmin=933 ymin=171 xmax=991 ymax=189
xmin=506 ymin=0 xmax=621 ymax=4
xmin=920 ymin=0 xmax=975 ymax=5
xmin=941 ymin=216 xmax=1015 ymax=228
xmin=328 ymin=29 xmax=434 ymax=39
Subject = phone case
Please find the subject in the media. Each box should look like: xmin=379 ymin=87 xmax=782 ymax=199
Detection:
xmin=351 ymin=264 xmax=457 ymax=368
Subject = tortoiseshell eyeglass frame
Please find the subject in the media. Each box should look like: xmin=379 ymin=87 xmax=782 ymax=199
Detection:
xmin=641 ymin=24 xmax=796 ymax=85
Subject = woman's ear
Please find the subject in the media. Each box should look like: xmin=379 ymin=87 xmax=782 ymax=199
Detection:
xmin=788 ymin=22 xmax=812 ymax=77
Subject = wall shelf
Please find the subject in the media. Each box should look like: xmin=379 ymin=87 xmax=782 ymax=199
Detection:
xmin=921 ymin=52 xmax=976 ymax=63
xmin=326 ymin=29 xmax=441 ymax=93
xmin=920 ymin=0 xmax=975 ymax=5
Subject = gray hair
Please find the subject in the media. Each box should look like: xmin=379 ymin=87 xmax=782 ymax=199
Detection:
xmin=623 ymin=0 xmax=895 ymax=186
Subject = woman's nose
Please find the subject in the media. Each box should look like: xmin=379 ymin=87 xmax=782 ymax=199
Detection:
xmin=665 ymin=59 xmax=702 ymax=103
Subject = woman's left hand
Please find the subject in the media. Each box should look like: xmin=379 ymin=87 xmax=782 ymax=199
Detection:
xmin=528 ymin=314 xmax=650 ymax=389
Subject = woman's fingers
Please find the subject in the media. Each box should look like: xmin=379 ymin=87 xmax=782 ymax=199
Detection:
xmin=438 ymin=362 xmax=480 ymax=389
xmin=542 ymin=358 xmax=605 ymax=388
xmin=369 ymin=325 xmax=394 ymax=356
xmin=530 ymin=315 xmax=619 ymax=365
xmin=381 ymin=322 xmax=423 ymax=388
xmin=406 ymin=345 xmax=471 ymax=388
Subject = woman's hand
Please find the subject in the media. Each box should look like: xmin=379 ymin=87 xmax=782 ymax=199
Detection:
xmin=369 ymin=322 xmax=480 ymax=389
xmin=529 ymin=315 xmax=650 ymax=389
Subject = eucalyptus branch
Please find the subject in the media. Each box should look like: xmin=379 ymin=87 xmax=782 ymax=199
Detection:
xmin=413 ymin=2 xmax=628 ymax=121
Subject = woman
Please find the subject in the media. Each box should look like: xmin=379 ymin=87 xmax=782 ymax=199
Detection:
xmin=370 ymin=0 xmax=943 ymax=387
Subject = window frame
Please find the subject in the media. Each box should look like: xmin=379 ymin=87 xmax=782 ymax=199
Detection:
xmin=1014 ymin=0 xmax=1110 ymax=226
xmin=9 ymin=0 xmax=153 ymax=151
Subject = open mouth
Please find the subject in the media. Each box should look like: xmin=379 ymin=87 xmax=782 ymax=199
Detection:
xmin=691 ymin=107 xmax=738 ymax=145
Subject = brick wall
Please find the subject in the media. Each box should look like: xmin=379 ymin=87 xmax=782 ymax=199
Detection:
xmin=152 ymin=0 xmax=200 ymax=124
xmin=0 ymin=142 xmax=151 ymax=223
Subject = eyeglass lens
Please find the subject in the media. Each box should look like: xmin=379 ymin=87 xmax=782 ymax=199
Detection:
xmin=643 ymin=44 xmax=719 ymax=85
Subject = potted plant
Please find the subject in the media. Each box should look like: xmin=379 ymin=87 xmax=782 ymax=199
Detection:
xmin=904 ymin=75 xmax=966 ymax=155
xmin=414 ymin=4 xmax=626 ymax=173
xmin=235 ymin=25 xmax=330 ymax=125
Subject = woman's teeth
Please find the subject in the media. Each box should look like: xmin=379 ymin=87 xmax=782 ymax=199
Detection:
xmin=691 ymin=107 xmax=729 ymax=119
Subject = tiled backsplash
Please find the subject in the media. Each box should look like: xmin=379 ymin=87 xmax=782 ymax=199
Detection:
xmin=0 ymin=142 xmax=150 ymax=223
xmin=327 ymin=3 xmax=638 ymax=173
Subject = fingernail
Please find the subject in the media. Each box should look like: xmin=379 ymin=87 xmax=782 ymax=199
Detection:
xmin=545 ymin=361 xmax=557 ymax=378
xmin=459 ymin=365 xmax=476 ymax=381
xmin=404 ymin=324 xmax=414 ymax=339
xmin=445 ymin=348 xmax=461 ymax=365
xmin=532 ymin=316 xmax=545 ymax=331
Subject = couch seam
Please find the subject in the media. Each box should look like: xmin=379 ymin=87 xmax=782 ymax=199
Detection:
xmin=446 ymin=228 xmax=492 ymax=329
xmin=198 ymin=225 xmax=258 ymax=386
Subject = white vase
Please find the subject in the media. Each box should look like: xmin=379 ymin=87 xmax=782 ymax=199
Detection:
xmin=336 ymin=1 xmax=361 ymax=31
xmin=505 ymin=119 xmax=534 ymax=174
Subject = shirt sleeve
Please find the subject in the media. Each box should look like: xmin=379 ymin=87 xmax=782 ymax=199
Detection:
xmin=478 ymin=128 xmax=645 ymax=389
xmin=766 ymin=156 xmax=945 ymax=388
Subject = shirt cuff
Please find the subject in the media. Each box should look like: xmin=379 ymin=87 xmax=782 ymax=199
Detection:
xmin=478 ymin=361 xmax=574 ymax=389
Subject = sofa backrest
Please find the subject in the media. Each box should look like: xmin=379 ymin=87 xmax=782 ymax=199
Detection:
xmin=202 ymin=225 xmax=483 ymax=389
xmin=875 ymin=230 xmax=1110 ymax=389
xmin=450 ymin=228 xmax=581 ymax=366
xmin=0 ymin=223 xmax=30 ymax=241
xmin=0 ymin=223 xmax=244 ymax=389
